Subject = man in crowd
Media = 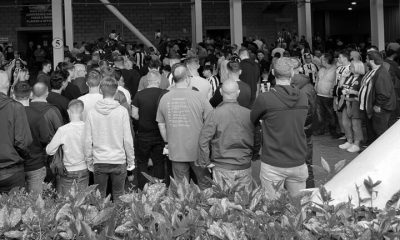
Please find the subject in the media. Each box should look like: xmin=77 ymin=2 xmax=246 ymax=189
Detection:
xmin=157 ymin=64 xmax=212 ymax=190
xmin=47 ymin=71 xmax=70 ymax=124
xmin=384 ymin=49 xmax=400 ymax=123
xmin=114 ymin=55 xmax=141 ymax=101
xmin=72 ymin=63 xmax=89 ymax=95
xmin=46 ymin=99 xmax=89 ymax=195
xmin=78 ymin=70 xmax=103 ymax=121
xmin=198 ymin=80 xmax=259 ymax=192
xmin=0 ymin=71 xmax=32 ymax=193
xmin=60 ymin=62 xmax=81 ymax=101
xmin=137 ymin=58 xmax=169 ymax=91
xmin=300 ymin=53 xmax=319 ymax=84
xmin=360 ymin=51 xmax=396 ymax=144
xmin=251 ymin=57 xmax=309 ymax=198
xmin=85 ymin=77 xmax=135 ymax=201
xmin=36 ymin=60 xmax=52 ymax=87
xmin=185 ymin=57 xmax=212 ymax=100
xmin=239 ymin=49 xmax=260 ymax=105
xmin=14 ymin=82 xmax=63 ymax=195
xmin=202 ymin=65 xmax=220 ymax=97
xmin=314 ymin=53 xmax=337 ymax=136
xmin=132 ymin=72 xmax=167 ymax=189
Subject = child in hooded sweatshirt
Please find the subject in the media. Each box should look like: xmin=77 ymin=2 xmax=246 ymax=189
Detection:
xmin=46 ymin=99 xmax=88 ymax=195
xmin=84 ymin=77 xmax=135 ymax=202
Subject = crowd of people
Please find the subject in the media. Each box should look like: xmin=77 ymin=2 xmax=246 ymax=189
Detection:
xmin=0 ymin=30 xmax=399 ymax=201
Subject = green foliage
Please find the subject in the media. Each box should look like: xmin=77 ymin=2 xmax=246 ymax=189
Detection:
xmin=0 ymin=179 xmax=399 ymax=240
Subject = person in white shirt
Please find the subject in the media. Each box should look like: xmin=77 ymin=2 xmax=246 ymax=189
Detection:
xmin=78 ymin=70 xmax=103 ymax=121
xmin=46 ymin=99 xmax=88 ymax=195
xmin=185 ymin=56 xmax=212 ymax=99
xmin=114 ymin=68 xmax=131 ymax=105
xmin=85 ymin=77 xmax=135 ymax=202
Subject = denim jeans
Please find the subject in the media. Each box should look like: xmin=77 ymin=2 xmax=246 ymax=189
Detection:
xmin=0 ymin=167 xmax=25 ymax=194
xmin=305 ymin=136 xmax=315 ymax=188
xmin=212 ymin=167 xmax=252 ymax=193
xmin=171 ymin=162 xmax=211 ymax=190
xmin=316 ymin=96 xmax=337 ymax=135
xmin=25 ymin=166 xmax=47 ymax=196
xmin=260 ymin=162 xmax=308 ymax=199
xmin=135 ymin=137 xmax=166 ymax=189
xmin=94 ymin=164 xmax=127 ymax=202
xmin=57 ymin=169 xmax=89 ymax=195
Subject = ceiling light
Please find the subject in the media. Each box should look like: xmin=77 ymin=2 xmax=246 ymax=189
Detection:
xmin=351 ymin=2 xmax=357 ymax=5
xmin=348 ymin=7 xmax=353 ymax=10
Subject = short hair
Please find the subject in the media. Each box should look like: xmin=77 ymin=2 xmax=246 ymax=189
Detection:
xmin=147 ymin=71 xmax=161 ymax=86
xmin=322 ymin=53 xmax=334 ymax=65
xmin=100 ymin=77 xmax=118 ymax=97
xmin=50 ymin=70 xmax=68 ymax=90
xmin=100 ymin=66 xmax=115 ymax=78
xmin=68 ymin=99 xmax=84 ymax=112
xmin=42 ymin=60 xmax=51 ymax=69
xmin=32 ymin=82 xmax=48 ymax=98
xmin=227 ymin=61 xmax=241 ymax=74
xmin=202 ymin=65 xmax=213 ymax=72
xmin=60 ymin=62 xmax=74 ymax=72
xmin=273 ymin=57 xmax=295 ymax=79
xmin=368 ymin=51 xmax=384 ymax=65
xmin=13 ymin=82 xmax=31 ymax=99
xmin=148 ymin=59 xmax=161 ymax=69
xmin=339 ymin=50 xmax=351 ymax=62
xmin=86 ymin=70 xmax=102 ymax=87
xmin=184 ymin=56 xmax=199 ymax=67
xmin=351 ymin=60 xmax=365 ymax=75
xmin=238 ymin=49 xmax=249 ymax=57
xmin=171 ymin=63 xmax=188 ymax=83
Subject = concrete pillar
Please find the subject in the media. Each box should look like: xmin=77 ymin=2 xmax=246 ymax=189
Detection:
xmin=297 ymin=0 xmax=313 ymax=50
xmin=64 ymin=0 xmax=74 ymax=51
xmin=370 ymin=0 xmax=385 ymax=50
xmin=52 ymin=0 xmax=64 ymax=66
xmin=230 ymin=0 xmax=243 ymax=46
xmin=191 ymin=0 xmax=203 ymax=48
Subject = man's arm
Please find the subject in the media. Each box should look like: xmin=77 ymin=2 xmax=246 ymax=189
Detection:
xmin=250 ymin=94 xmax=266 ymax=124
xmin=158 ymin=123 xmax=167 ymax=143
xmin=131 ymin=106 xmax=139 ymax=120
xmin=84 ymin=114 xmax=94 ymax=171
xmin=14 ymin=103 xmax=32 ymax=159
xmin=46 ymin=128 xmax=63 ymax=156
xmin=197 ymin=111 xmax=216 ymax=167
xmin=122 ymin=109 xmax=135 ymax=167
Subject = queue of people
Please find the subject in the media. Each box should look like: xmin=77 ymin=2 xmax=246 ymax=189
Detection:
xmin=0 ymin=32 xmax=399 ymax=201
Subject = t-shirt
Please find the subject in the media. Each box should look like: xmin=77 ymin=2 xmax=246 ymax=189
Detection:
xmin=132 ymin=87 xmax=166 ymax=138
xmin=121 ymin=69 xmax=141 ymax=100
xmin=209 ymin=80 xmax=252 ymax=109
xmin=156 ymin=88 xmax=212 ymax=162
xmin=62 ymin=82 xmax=81 ymax=100
xmin=137 ymin=72 xmax=170 ymax=91
xmin=189 ymin=76 xmax=212 ymax=100
xmin=118 ymin=86 xmax=132 ymax=106
xmin=78 ymin=93 xmax=103 ymax=122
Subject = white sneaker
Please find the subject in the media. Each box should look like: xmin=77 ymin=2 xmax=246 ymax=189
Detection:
xmin=339 ymin=142 xmax=352 ymax=149
xmin=347 ymin=144 xmax=360 ymax=153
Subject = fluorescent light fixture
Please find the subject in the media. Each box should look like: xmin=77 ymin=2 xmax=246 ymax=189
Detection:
xmin=348 ymin=7 xmax=353 ymax=10
xmin=351 ymin=1 xmax=357 ymax=5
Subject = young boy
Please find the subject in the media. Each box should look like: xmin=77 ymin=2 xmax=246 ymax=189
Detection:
xmin=85 ymin=77 xmax=135 ymax=202
xmin=46 ymin=99 xmax=88 ymax=195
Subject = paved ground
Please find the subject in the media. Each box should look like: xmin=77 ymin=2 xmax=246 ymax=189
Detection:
xmin=251 ymin=134 xmax=360 ymax=186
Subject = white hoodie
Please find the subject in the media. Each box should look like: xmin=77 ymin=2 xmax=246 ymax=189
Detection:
xmin=85 ymin=98 xmax=135 ymax=168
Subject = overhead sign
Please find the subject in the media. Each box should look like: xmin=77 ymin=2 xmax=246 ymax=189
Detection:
xmin=52 ymin=38 xmax=64 ymax=49
xmin=21 ymin=5 xmax=52 ymax=27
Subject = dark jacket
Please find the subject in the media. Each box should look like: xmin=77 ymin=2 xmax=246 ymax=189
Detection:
xmin=24 ymin=102 xmax=63 ymax=172
xmin=210 ymin=81 xmax=252 ymax=109
xmin=72 ymin=77 xmax=89 ymax=95
xmin=0 ymin=93 xmax=32 ymax=169
xmin=292 ymin=74 xmax=316 ymax=138
xmin=240 ymin=58 xmax=260 ymax=105
xmin=47 ymin=92 xmax=70 ymax=124
xmin=62 ymin=82 xmax=81 ymax=101
xmin=366 ymin=66 xmax=396 ymax=117
xmin=251 ymin=85 xmax=308 ymax=168
xmin=198 ymin=100 xmax=260 ymax=170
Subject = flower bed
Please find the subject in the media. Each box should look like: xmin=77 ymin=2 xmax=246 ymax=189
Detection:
xmin=0 ymin=172 xmax=400 ymax=240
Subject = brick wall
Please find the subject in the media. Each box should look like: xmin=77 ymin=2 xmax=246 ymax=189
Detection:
xmin=0 ymin=1 xmax=298 ymax=50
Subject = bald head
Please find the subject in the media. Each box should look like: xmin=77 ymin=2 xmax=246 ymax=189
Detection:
xmin=221 ymin=80 xmax=240 ymax=100
xmin=32 ymin=82 xmax=49 ymax=99
xmin=0 ymin=71 xmax=9 ymax=94
xmin=172 ymin=64 xmax=189 ymax=84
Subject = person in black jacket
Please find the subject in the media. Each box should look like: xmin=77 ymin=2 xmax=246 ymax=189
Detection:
xmin=239 ymin=49 xmax=260 ymax=105
xmin=0 ymin=71 xmax=32 ymax=193
xmin=14 ymin=81 xmax=63 ymax=195
xmin=59 ymin=62 xmax=81 ymax=100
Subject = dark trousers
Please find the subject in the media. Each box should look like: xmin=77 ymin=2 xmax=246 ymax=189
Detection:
xmin=94 ymin=164 xmax=127 ymax=202
xmin=316 ymin=96 xmax=337 ymax=135
xmin=364 ymin=110 xmax=392 ymax=143
xmin=305 ymin=136 xmax=315 ymax=188
xmin=135 ymin=136 xmax=166 ymax=189
xmin=0 ymin=168 xmax=25 ymax=194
